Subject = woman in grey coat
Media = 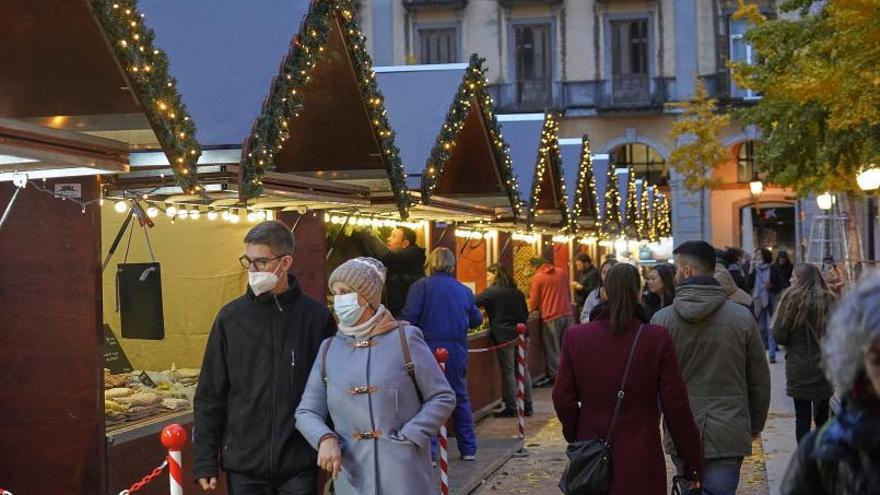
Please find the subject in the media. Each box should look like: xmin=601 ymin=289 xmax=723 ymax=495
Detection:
xmin=295 ymin=257 xmax=456 ymax=494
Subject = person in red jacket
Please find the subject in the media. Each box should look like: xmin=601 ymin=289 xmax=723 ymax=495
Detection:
xmin=528 ymin=257 xmax=574 ymax=386
xmin=553 ymin=263 xmax=703 ymax=494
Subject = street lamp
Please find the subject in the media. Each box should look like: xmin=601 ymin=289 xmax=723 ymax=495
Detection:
xmin=749 ymin=179 xmax=764 ymax=197
xmin=816 ymin=192 xmax=835 ymax=211
xmin=857 ymin=165 xmax=880 ymax=191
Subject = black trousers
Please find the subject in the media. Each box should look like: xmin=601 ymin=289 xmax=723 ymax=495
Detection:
xmin=227 ymin=469 xmax=318 ymax=495
xmin=794 ymin=398 xmax=830 ymax=443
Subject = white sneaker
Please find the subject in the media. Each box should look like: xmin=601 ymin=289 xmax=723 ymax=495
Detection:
xmin=460 ymin=455 xmax=476 ymax=461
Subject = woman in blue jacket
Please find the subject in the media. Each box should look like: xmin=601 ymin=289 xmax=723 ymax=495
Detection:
xmin=401 ymin=247 xmax=483 ymax=460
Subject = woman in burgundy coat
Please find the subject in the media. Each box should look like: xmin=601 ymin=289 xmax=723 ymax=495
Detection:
xmin=553 ymin=263 xmax=703 ymax=494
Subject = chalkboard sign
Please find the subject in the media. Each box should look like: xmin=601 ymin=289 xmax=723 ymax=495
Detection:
xmin=103 ymin=324 xmax=133 ymax=374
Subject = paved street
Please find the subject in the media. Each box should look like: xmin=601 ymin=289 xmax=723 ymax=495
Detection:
xmin=472 ymin=356 xmax=795 ymax=495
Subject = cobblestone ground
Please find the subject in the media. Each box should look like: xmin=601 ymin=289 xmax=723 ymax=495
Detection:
xmin=472 ymin=388 xmax=770 ymax=495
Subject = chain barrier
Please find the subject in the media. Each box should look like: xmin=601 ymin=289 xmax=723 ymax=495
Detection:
xmin=118 ymin=458 xmax=168 ymax=495
xmin=466 ymin=338 xmax=518 ymax=353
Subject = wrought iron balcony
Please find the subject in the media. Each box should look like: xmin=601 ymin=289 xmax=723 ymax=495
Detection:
xmin=498 ymin=0 xmax=563 ymax=6
xmin=486 ymin=81 xmax=564 ymax=113
xmin=402 ymin=0 xmax=467 ymax=10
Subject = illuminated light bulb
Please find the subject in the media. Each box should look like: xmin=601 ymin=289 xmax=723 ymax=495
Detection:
xmin=230 ymin=212 xmax=241 ymax=224
xmin=190 ymin=210 xmax=201 ymax=220
xmin=206 ymin=211 xmax=218 ymax=221
xmin=247 ymin=211 xmax=258 ymax=223
xmin=257 ymin=211 xmax=267 ymax=222
xmin=178 ymin=209 xmax=189 ymax=219
xmin=115 ymin=200 xmax=128 ymax=213
xmin=146 ymin=207 xmax=159 ymax=218
xmin=221 ymin=210 xmax=231 ymax=221
xmin=166 ymin=205 xmax=177 ymax=217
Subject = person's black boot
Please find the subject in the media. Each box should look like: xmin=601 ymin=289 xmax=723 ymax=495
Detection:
xmin=524 ymin=404 xmax=533 ymax=417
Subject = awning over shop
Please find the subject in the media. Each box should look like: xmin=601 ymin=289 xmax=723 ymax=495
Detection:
xmin=499 ymin=113 xmax=570 ymax=230
xmin=126 ymin=0 xmax=406 ymax=214
xmin=0 ymin=0 xmax=202 ymax=189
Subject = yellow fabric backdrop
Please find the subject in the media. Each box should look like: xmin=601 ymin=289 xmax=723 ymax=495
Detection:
xmin=101 ymin=204 xmax=250 ymax=370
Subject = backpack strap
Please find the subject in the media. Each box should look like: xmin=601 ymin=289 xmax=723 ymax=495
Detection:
xmin=398 ymin=322 xmax=424 ymax=404
xmin=320 ymin=338 xmax=333 ymax=385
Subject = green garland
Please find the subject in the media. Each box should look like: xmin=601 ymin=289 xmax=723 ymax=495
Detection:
xmin=624 ymin=169 xmax=638 ymax=238
xmin=570 ymin=136 xmax=599 ymax=234
xmin=240 ymin=0 xmax=410 ymax=217
xmin=421 ymin=54 xmax=523 ymax=219
xmin=90 ymin=0 xmax=202 ymax=194
xmin=601 ymin=163 xmax=622 ymax=239
xmin=528 ymin=112 xmax=570 ymax=230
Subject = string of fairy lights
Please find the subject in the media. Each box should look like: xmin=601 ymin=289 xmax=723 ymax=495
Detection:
xmin=420 ymin=55 xmax=524 ymax=218
xmin=91 ymin=0 xmax=203 ymax=194
xmin=240 ymin=0 xmax=411 ymax=218
xmin=529 ymin=112 xmax=570 ymax=229
xmin=570 ymin=136 xmax=599 ymax=233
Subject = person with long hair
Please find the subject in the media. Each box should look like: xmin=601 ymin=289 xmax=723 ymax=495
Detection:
xmin=643 ymin=264 xmax=676 ymax=320
xmin=772 ymin=263 xmax=835 ymax=443
xmin=781 ymin=273 xmax=880 ymax=494
xmin=553 ymin=264 xmax=703 ymax=494
xmin=579 ymin=258 xmax=619 ymax=322
xmin=476 ymin=264 xmax=533 ymax=417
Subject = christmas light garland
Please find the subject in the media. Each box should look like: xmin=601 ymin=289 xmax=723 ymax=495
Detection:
xmin=240 ymin=0 xmax=410 ymax=217
xmin=624 ymin=169 xmax=638 ymax=238
xmin=601 ymin=165 xmax=622 ymax=239
xmin=90 ymin=0 xmax=203 ymax=194
xmin=421 ymin=54 xmax=523 ymax=217
xmin=528 ymin=112 xmax=570 ymax=230
xmin=570 ymin=135 xmax=599 ymax=234
xmin=655 ymin=191 xmax=672 ymax=238
xmin=637 ymin=183 xmax=650 ymax=241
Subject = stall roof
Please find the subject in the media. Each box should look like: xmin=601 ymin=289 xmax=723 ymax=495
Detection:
xmin=498 ymin=114 xmax=543 ymax=219
xmin=0 ymin=0 xmax=202 ymax=188
xmin=125 ymin=0 xmax=409 ymax=214
xmin=138 ymin=0 xmax=308 ymax=147
xmin=560 ymin=136 xmax=600 ymax=231
xmin=499 ymin=113 xmax=570 ymax=229
xmin=376 ymin=56 xmax=524 ymax=218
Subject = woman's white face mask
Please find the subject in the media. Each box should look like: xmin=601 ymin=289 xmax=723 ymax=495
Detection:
xmin=333 ymin=292 xmax=366 ymax=326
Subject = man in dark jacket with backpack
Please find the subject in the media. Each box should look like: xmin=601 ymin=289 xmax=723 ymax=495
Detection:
xmin=194 ymin=222 xmax=336 ymax=494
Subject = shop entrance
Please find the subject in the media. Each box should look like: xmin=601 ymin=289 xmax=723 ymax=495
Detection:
xmin=740 ymin=202 xmax=796 ymax=254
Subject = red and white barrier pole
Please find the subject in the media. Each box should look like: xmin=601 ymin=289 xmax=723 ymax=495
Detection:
xmin=161 ymin=424 xmax=188 ymax=495
xmin=515 ymin=323 xmax=527 ymax=440
xmin=434 ymin=348 xmax=450 ymax=495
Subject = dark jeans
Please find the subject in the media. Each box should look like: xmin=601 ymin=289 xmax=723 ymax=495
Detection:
xmin=794 ymin=398 xmax=830 ymax=443
xmin=674 ymin=456 xmax=743 ymax=495
xmin=496 ymin=343 xmax=532 ymax=411
xmin=227 ymin=469 xmax=317 ymax=495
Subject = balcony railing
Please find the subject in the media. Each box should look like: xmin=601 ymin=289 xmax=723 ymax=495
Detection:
xmin=498 ymin=0 xmax=562 ymax=5
xmin=402 ymin=0 xmax=467 ymax=9
xmin=487 ymin=81 xmax=564 ymax=113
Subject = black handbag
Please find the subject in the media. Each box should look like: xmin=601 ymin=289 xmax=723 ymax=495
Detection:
xmin=559 ymin=324 xmax=644 ymax=495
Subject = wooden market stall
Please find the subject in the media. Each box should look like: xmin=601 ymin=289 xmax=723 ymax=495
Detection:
xmin=374 ymin=56 xmax=538 ymax=415
xmin=0 ymin=1 xmax=207 ymax=493
xmin=560 ymin=135 xmax=605 ymax=262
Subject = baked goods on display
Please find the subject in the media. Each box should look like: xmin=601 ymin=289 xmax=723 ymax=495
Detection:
xmin=103 ymin=364 xmax=200 ymax=426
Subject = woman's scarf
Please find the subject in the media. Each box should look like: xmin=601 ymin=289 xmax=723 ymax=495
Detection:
xmin=752 ymin=262 xmax=771 ymax=315
xmin=337 ymin=304 xmax=398 ymax=339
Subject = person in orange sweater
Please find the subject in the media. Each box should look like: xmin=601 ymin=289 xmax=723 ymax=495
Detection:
xmin=528 ymin=257 xmax=574 ymax=387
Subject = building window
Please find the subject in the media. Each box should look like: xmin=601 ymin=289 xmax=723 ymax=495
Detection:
xmin=729 ymin=19 xmax=760 ymax=99
xmin=613 ymin=143 xmax=667 ymax=187
xmin=417 ymin=27 xmax=459 ymax=64
xmin=513 ymin=23 xmax=553 ymax=106
xmin=737 ymin=140 xmax=758 ymax=183
xmin=611 ymin=19 xmax=650 ymax=103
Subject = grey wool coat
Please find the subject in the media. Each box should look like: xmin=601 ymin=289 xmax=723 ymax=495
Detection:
xmin=295 ymin=324 xmax=456 ymax=495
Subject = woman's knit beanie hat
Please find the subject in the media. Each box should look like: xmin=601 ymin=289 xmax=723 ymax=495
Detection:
xmin=329 ymin=257 xmax=386 ymax=308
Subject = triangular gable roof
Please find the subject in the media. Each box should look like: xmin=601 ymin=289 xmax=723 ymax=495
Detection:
xmin=561 ymin=136 xmax=600 ymax=232
xmin=240 ymin=0 xmax=410 ymax=217
xmin=413 ymin=55 xmax=523 ymax=217
xmin=1 ymin=0 xmax=201 ymax=190
xmin=137 ymin=0 xmax=409 ymax=217
xmin=528 ymin=113 xmax=570 ymax=229
xmin=498 ymin=114 xmax=544 ymax=222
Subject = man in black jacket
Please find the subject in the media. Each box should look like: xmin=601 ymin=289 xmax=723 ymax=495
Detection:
xmin=194 ymin=221 xmax=336 ymax=494
xmin=351 ymin=226 xmax=425 ymax=316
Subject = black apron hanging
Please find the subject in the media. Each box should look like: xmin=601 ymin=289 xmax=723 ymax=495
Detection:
xmin=115 ymin=213 xmax=165 ymax=340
